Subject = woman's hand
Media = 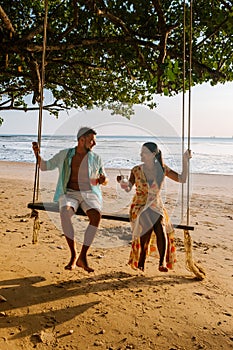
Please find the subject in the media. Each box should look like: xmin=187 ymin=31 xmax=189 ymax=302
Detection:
xmin=183 ymin=149 xmax=192 ymax=161
xmin=116 ymin=175 xmax=131 ymax=191
xmin=120 ymin=178 xmax=129 ymax=190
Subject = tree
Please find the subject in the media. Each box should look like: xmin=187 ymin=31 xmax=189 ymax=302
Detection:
xmin=0 ymin=0 xmax=232 ymax=120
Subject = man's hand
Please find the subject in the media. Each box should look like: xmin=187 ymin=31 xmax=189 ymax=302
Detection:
xmin=32 ymin=142 xmax=40 ymax=157
xmin=32 ymin=142 xmax=46 ymax=170
xmin=98 ymin=174 xmax=108 ymax=185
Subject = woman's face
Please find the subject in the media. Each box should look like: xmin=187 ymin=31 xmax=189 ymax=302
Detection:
xmin=140 ymin=146 xmax=155 ymax=163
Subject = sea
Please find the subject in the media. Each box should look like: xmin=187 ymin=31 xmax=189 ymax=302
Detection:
xmin=0 ymin=134 xmax=233 ymax=175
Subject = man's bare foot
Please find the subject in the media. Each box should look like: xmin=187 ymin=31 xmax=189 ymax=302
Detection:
xmin=76 ymin=257 xmax=94 ymax=273
xmin=64 ymin=264 xmax=76 ymax=270
xmin=64 ymin=257 xmax=77 ymax=270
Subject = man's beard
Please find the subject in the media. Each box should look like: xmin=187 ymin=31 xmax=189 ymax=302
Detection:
xmin=84 ymin=144 xmax=91 ymax=152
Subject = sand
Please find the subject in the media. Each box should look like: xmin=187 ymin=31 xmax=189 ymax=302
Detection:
xmin=0 ymin=161 xmax=232 ymax=350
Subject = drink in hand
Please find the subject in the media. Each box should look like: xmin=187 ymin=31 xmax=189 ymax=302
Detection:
xmin=90 ymin=170 xmax=99 ymax=186
xmin=120 ymin=175 xmax=129 ymax=189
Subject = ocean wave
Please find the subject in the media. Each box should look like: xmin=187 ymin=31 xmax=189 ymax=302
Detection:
xmin=0 ymin=135 xmax=233 ymax=175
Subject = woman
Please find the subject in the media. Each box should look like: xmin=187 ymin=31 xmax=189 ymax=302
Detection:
xmin=118 ymin=142 xmax=191 ymax=272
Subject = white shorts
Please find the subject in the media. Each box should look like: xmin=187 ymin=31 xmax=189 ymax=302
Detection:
xmin=59 ymin=189 xmax=101 ymax=213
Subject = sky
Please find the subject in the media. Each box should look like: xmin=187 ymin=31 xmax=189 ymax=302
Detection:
xmin=0 ymin=81 xmax=232 ymax=137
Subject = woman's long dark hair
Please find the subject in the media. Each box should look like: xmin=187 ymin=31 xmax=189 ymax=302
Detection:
xmin=143 ymin=142 xmax=165 ymax=188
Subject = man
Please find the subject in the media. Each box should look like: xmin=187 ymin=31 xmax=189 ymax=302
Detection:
xmin=32 ymin=127 xmax=107 ymax=272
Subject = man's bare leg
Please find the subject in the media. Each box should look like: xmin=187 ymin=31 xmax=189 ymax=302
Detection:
xmin=76 ymin=244 xmax=95 ymax=273
xmin=64 ymin=236 xmax=78 ymax=270
xmin=76 ymin=209 xmax=101 ymax=272
xmin=60 ymin=206 xmax=77 ymax=270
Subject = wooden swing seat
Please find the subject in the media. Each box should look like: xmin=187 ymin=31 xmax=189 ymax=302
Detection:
xmin=27 ymin=202 xmax=194 ymax=230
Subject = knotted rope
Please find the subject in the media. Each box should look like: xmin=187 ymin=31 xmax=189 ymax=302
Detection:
xmin=182 ymin=0 xmax=205 ymax=279
xmin=31 ymin=0 xmax=48 ymax=243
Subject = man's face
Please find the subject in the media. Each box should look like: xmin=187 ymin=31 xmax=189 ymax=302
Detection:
xmin=83 ymin=133 xmax=96 ymax=151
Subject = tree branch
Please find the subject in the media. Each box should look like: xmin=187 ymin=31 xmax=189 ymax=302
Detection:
xmin=152 ymin=0 xmax=179 ymax=92
xmin=0 ymin=5 xmax=15 ymax=34
xmin=1 ymin=36 xmax=161 ymax=54
xmin=86 ymin=0 xmax=131 ymax=35
xmin=17 ymin=24 xmax=44 ymax=42
xmin=57 ymin=0 xmax=79 ymax=41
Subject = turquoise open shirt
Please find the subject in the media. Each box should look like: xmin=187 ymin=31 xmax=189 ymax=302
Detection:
xmin=45 ymin=147 xmax=106 ymax=204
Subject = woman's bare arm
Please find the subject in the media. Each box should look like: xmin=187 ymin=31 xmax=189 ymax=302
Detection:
xmin=166 ymin=150 xmax=192 ymax=183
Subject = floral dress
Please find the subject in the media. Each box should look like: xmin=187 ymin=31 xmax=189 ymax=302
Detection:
xmin=128 ymin=165 xmax=176 ymax=270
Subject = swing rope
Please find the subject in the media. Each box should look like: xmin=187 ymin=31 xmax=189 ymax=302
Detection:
xmin=181 ymin=0 xmax=186 ymax=220
xmin=182 ymin=0 xmax=205 ymax=280
xmin=31 ymin=0 xmax=48 ymax=244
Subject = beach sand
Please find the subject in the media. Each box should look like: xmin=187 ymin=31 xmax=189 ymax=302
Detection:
xmin=0 ymin=161 xmax=232 ymax=350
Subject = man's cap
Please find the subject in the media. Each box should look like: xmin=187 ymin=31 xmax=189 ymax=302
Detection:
xmin=77 ymin=127 xmax=97 ymax=140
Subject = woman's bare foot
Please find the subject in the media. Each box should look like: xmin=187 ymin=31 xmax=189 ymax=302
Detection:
xmin=76 ymin=257 xmax=94 ymax=273
xmin=159 ymin=266 xmax=168 ymax=272
xmin=138 ymin=253 xmax=146 ymax=271
xmin=138 ymin=262 xmax=145 ymax=271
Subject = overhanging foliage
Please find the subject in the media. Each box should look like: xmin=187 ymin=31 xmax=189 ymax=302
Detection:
xmin=0 ymin=0 xmax=232 ymax=118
